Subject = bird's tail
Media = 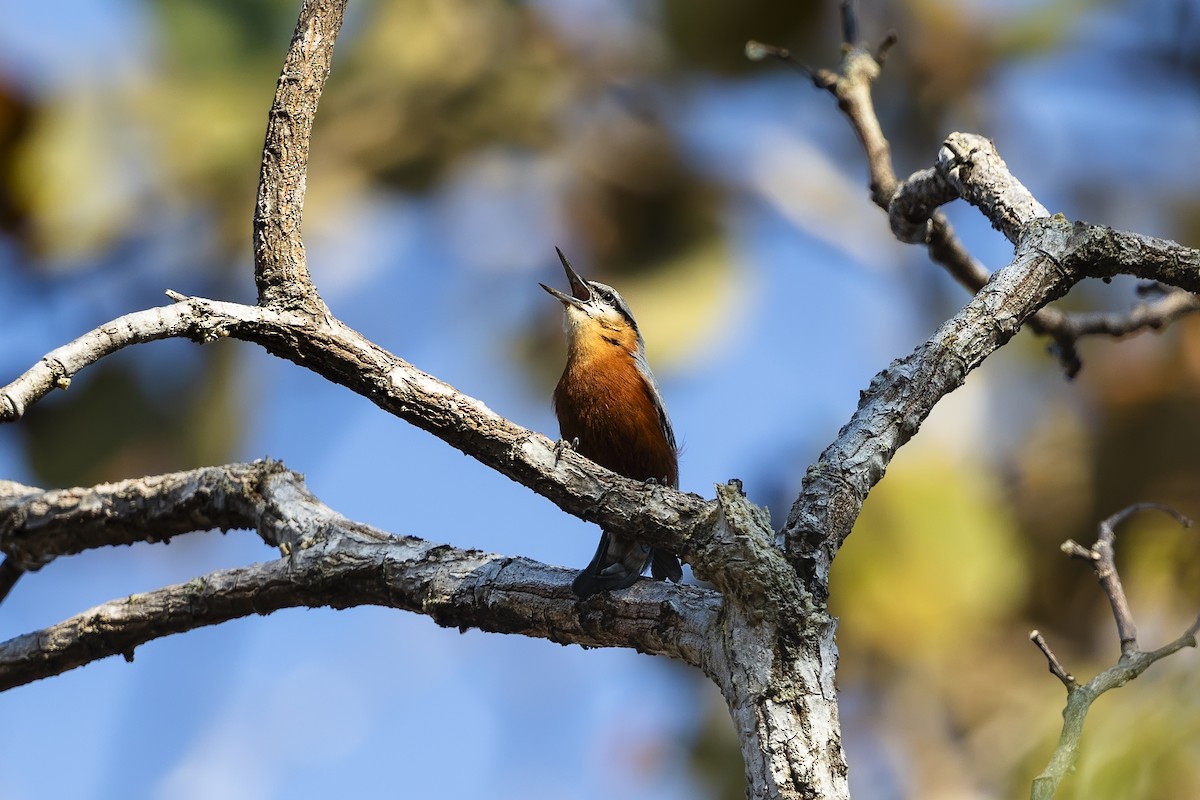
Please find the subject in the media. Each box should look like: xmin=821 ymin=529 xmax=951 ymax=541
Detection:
xmin=571 ymin=531 xmax=681 ymax=598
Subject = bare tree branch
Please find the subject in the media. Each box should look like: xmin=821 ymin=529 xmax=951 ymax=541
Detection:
xmin=697 ymin=484 xmax=846 ymax=799
xmin=754 ymin=4 xmax=1200 ymax=379
xmin=1030 ymin=504 xmax=1198 ymax=800
xmin=0 ymin=547 xmax=721 ymax=693
xmin=756 ymin=5 xmax=1200 ymax=588
xmin=0 ymin=461 xmax=301 ymax=570
xmin=782 ymin=203 xmax=1200 ymax=592
xmin=0 ymin=560 xmax=22 ymax=605
xmin=935 ymin=133 xmax=1051 ymax=241
xmin=0 ymin=300 xmax=716 ymax=566
xmin=3 ymin=0 xmax=1198 ymax=795
xmin=783 ymin=216 xmax=1075 ymax=593
xmin=1029 ymin=630 xmax=1075 ymax=688
xmin=0 ymin=461 xmax=722 ymax=691
xmin=253 ymin=0 xmax=347 ymax=314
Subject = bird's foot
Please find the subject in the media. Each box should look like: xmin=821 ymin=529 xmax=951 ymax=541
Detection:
xmin=553 ymin=437 xmax=580 ymax=465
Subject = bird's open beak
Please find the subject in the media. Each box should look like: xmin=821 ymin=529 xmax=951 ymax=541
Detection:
xmin=539 ymin=247 xmax=592 ymax=308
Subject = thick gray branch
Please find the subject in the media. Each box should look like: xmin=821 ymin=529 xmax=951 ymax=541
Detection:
xmin=0 ymin=462 xmax=722 ymax=691
xmin=784 ymin=137 xmax=1200 ymax=592
xmin=0 ymin=461 xmax=309 ymax=570
xmin=936 ymin=133 xmax=1050 ymax=242
xmin=253 ymin=0 xmax=346 ymax=314
xmin=0 ymin=543 xmax=721 ymax=692
xmin=701 ymin=485 xmax=846 ymax=799
xmin=783 ymin=218 xmax=1077 ymax=592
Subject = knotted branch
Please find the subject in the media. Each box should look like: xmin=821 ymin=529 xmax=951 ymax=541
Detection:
xmin=749 ymin=1 xmax=1200 ymax=378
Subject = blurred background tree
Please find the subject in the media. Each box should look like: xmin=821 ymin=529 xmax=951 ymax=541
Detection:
xmin=1 ymin=0 xmax=1198 ymax=798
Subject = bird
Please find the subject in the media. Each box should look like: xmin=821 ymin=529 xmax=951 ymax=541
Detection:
xmin=540 ymin=247 xmax=683 ymax=598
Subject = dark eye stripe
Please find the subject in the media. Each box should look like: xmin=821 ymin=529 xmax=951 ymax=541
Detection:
xmin=587 ymin=281 xmax=639 ymax=334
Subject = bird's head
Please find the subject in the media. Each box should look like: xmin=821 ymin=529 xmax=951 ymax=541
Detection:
xmin=540 ymin=248 xmax=644 ymax=356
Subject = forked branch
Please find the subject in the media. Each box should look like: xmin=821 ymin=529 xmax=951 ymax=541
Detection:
xmin=1030 ymin=504 xmax=1198 ymax=800
xmin=749 ymin=1 xmax=1200 ymax=377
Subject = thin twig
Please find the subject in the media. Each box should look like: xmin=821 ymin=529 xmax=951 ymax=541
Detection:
xmin=1029 ymin=630 xmax=1075 ymax=688
xmin=744 ymin=41 xmax=835 ymax=90
xmin=1031 ymin=504 xmax=1198 ymax=799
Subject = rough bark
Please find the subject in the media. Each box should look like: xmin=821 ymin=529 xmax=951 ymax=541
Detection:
xmin=0 ymin=461 xmax=721 ymax=691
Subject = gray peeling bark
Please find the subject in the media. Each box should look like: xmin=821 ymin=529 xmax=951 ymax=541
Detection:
xmin=0 ymin=461 xmax=722 ymax=691
xmin=783 ymin=135 xmax=1200 ymax=594
xmin=700 ymin=485 xmax=846 ymax=799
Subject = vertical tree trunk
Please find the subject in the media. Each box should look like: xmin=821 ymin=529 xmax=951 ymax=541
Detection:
xmin=708 ymin=604 xmax=846 ymax=799
xmin=695 ymin=484 xmax=849 ymax=799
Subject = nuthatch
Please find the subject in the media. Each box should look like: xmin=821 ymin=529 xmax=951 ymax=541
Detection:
xmin=541 ymin=248 xmax=683 ymax=597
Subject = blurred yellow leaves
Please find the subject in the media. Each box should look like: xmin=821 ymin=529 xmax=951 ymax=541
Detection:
xmin=830 ymin=402 xmax=1200 ymax=798
xmin=316 ymin=0 xmax=571 ymax=193
xmin=12 ymin=89 xmax=141 ymax=264
xmin=832 ymin=445 xmax=1028 ymax=660
xmin=610 ymin=237 xmax=734 ymax=368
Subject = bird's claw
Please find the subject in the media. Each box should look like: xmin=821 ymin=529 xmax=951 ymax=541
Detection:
xmin=553 ymin=437 xmax=579 ymax=465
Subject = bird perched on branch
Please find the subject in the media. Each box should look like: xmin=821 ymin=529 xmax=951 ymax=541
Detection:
xmin=540 ymin=247 xmax=683 ymax=597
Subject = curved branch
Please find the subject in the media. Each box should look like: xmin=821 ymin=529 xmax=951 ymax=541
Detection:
xmin=763 ymin=9 xmax=1200 ymax=381
xmin=0 ymin=299 xmax=715 ymax=562
xmin=936 ymin=133 xmax=1051 ymax=241
xmin=253 ymin=0 xmax=347 ymax=314
xmin=0 ymin=461 xmax=305 ymax=570
xmin=0 ymin=535 xmax=722 ymax=691
xmin=0 ymin=298 xmax=307 ymax=421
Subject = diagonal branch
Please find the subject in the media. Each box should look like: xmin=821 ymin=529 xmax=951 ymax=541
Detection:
xmin=253 ymin=0 xmax=347 ymax=315
xmin=782 ymin=207 xmax=1200 ymax=595
xmin=782 ymin=219 xmax=1077 ymax=594
xmin=753 ymin=2 xmax=1200 ymax=378
xmin=0 ymin=299 xmax=716 ymax=563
